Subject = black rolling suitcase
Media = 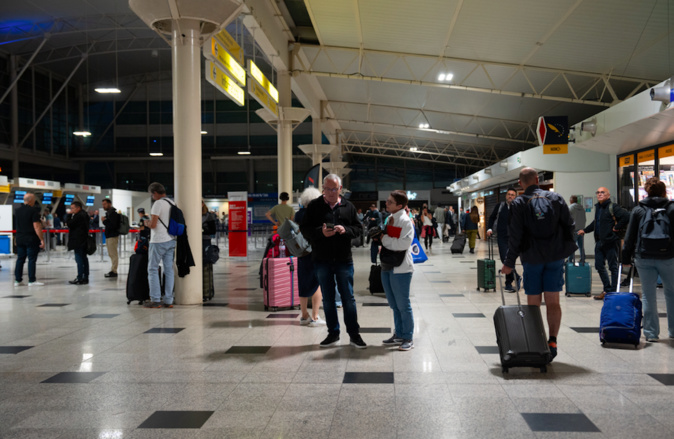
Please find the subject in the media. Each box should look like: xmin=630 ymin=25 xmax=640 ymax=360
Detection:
xmin=493 ymin=273 xmax=551 ymax=373
xmin=369 ymin=264 xmax=385 ymax=294
xmin=203 ymin=262 xmax=215 ymax=302
xmin=477 ymin=237 xmax=496 ymax=291
xmin=127 ymin=253 xmax=150 ymax=305
xmin=451 ymin=234 xmax=466 ymax=254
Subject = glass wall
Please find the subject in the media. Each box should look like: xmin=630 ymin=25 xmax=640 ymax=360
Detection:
xmin=658 ymin=144 xmax=674 ymax=199
xmin=637 ymin=149 xmax=655 ymax=202
xmin=618 ymin=154 xmax=636 ymax=209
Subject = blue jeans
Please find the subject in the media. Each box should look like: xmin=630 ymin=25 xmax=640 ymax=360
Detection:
xmin=149 ymin=240 xmax=176 ymax=304
xmin=74 ymin=247 xmax=89 ymax=280
xmin=315 ymin=261 xmax=359 ymax=336
xmin=15 ymin=244 xmax=38 ymax=283
xmin=595 ymin=241 xmax=619 ymax=292
xmin=568 ymin=233 xmax=585 ymax=263
xmin=634 ymin=257 xmax=674 ymax=339
xmin=381 ymin=270 xmax=414 ymax=340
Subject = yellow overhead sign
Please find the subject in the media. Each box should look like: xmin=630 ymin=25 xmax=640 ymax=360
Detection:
xmin=619 ymin=155 xmax=634 ymax=167
xmin=206 ymin=37 xmax=246 ymax=87
xmin=543 ymin=144 xmax=568 ymax=155
xmin=215 ymin=29 xmax=244 ymax=66
xmin=205 ymin=61 xmax=245 ymax=107
xmin=659 ymin=144 xmax=674 ymax=159
xmin=248 ymin=60 xmax=279 ymax=103
xmin=249 ymin=80 xmax=278 ymax=116
xmin=638 ymin=149 xmax=655 ymax=163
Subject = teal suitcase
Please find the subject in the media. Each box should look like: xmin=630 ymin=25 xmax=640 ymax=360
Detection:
xmin=477 ymin=238 xmax=496 ymax=292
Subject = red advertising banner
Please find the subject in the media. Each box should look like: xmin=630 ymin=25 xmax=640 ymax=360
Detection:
xmin=228 ymin=200 xmax=248 ymax=257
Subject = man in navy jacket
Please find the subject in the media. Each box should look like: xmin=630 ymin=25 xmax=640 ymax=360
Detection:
xmin=487 ymin=187 xmax=520 ymax=291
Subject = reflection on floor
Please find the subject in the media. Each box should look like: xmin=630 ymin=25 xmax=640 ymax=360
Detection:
xmin=1 ymin=240 xmax=674 ymax=438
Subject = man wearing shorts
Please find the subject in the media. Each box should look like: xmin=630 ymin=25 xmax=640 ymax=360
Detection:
xmin=501 ymin=168 xmax=577 ymax=361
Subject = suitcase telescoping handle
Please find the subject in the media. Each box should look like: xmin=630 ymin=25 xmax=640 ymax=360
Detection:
xmin=498 ymin=270 xmax=521 ymax=307
xmin=615 ymin=264 xmax=633 ymax=293
xmin=488 ymin=235 xmax=494 ymax=260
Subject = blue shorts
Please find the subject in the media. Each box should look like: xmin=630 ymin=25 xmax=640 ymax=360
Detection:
xmin=521 ymin=259 xmax=564 ymax=295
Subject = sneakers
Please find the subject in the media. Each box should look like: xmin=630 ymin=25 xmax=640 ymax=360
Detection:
xmin=504 ymin=285 xmax=516 ymax=292
xmin=104 ymin=272 xmax=118 ymax=278
xmin=162 ymin=303 xmax=174 ymax=309
xmin=469 ymin=248 xmax=474 ymax=254
xmin=28 ymin=281 xmax=44 ymax=287
xmin=349 ymin=334 xmax=367 ymax=349
xmin=320 ymin=333 xmax=340 ymax=348
xmin=548 ymin=341 xmax=558 ymax=362
xmin=143 ymin=301 xmax=162 ymax=309
xmin=299 ymin=316 xmax=312 ymax=326
xmin=13 ymin=281 xmax=25 ymax=287
xmin=593 ymin=291 xmax=606 ymax=301
xmin=382 ymin=334 xmax=403 ymax=346
xmin=645 ymin=337 xmax=659 ymax=342
xmin=309 ymin=317 xmax=326 ymax=327
xmin=398 ymin=340 xmax=414 ymax=351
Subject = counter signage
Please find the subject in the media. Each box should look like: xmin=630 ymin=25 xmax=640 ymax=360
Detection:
xmin=228 ymin=191 xmax=248 ymax=258
xmin=637 ymin=150 xmax=655 ymax=163
xmin=659 ymin=144 xmax=674 ymax=159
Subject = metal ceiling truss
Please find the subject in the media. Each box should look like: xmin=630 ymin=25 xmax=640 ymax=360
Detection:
xmin=328 ymin=100 xmax=536 ymax=144
xmin=340 ymin=130 xmax=517 ymax=169
xmin=293 ymin=44 xmax=657 ymax=106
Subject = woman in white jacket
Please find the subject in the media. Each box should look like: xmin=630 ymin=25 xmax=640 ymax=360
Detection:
xmin=380 ymin=190 xmax=415 ymax=351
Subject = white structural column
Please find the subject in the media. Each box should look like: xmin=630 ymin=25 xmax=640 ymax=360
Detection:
xmin=172 ymin=19 xmax=202 ymax=305
xmin=277 ymin=71 xmax=293 ymax=196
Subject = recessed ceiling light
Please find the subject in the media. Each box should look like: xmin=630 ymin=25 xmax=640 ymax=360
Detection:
xmin=94 ymin=88 xmax=121 ymax=94
xmin=410 ymin=147 xmax=418 ymax=152
xmin=418 ymin=123 xmax=429 ymax=129
xmin=438 ymin=73 xmax=446 ymax=81
xmin=149 ymin=152 xmax=164 ymax=157
xmin=73 ymin=131 xmax=92 ymax=137
xmin=237 ymin=151 xmax=251 ymax=155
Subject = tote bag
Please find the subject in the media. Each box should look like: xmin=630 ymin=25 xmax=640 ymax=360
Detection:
xmin=411 ymin=231 xmax=427 ymax=264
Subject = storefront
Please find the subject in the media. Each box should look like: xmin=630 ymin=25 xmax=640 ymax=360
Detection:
xmin=617 ymin=141 xmax=674 ymax=209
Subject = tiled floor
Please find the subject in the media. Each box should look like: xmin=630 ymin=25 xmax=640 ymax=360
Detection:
xmin=1 ymin=240 xmax=674 ymax=438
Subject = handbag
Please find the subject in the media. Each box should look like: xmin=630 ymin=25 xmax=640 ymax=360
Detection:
xmin=380 ymin=246 xmax=406 ymax=267
xmin=411 ymin=233 xmax=428 ymax=264
xmin=86 ymin=234 xmax=97 ymax=256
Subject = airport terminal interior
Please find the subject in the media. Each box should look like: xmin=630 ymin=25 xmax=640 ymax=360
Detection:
xmin=3 ymin=0 xmax=674 ymax=437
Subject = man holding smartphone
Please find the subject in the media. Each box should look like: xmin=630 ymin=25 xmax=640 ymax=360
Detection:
xmin=300 ymin=174 xmax=366 ymax=348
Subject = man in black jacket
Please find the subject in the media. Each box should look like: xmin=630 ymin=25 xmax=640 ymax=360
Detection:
xmin=14 ymin=193 xmax=45 ymax=287
xmin=487 ymin=187 xmax=520 ymax=291
xmin=300 ymin=174 xmax=366 ymax=349
xmin=101 ymin=199 xmax=120 ymax=278
xmin=578 ymin=187 xmax=629 ymax=300
xmin=502 ymin=168 xmax=577 ymax=361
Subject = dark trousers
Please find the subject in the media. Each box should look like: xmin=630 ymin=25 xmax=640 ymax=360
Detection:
xmin=314 ymin=261 xmax=360 ymax=336
xmin=595 ymin=241 xmax=619 ymax=293
xmin=370 ymin=240 xmax=379 ymax=264
xmin=15 ymin=244 xmax=38 ymax=283
xmin=74 ymin=247 xmax=89 ymax=280
xmin=497 ymin=236 xmax=518 ymax=287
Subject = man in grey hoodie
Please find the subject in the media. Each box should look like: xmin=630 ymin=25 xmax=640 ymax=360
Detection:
xmin=568 ymin=195 xmax=586 ymax=263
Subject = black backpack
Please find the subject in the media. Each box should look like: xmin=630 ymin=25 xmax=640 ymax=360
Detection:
xmin=158 ymin=199 xmax=186 ymax=236
xmin=637 ymin=204 xmax=673 ymax=257
xmin=525 ymin=191 xmax=557 ymax=239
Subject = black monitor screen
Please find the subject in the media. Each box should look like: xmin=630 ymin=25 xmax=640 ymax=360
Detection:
xmin=85 ymin=196 xmax=95 ymax=206
xmin=64 ymin=194 xmax=74 ymax=205
xmin=42 ymin=193 xmax=53 ymax=204
xmin=13 ymin=191 xmax=26 ymax=204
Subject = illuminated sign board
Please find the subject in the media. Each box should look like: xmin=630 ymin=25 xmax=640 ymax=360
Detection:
xmin=204 ymin=37 xmax=246 ymax=87
xmin=215 ymin=29 xmax=244 ymax=66
xmin=248 ymin=80 xmax=278 ymax=116
xmin=248 ymin=60 xmax=278 ymax=103
xmin=205 ymin=60 xmax=245 ymax=107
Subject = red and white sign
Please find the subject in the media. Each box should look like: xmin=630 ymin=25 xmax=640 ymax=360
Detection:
xmin=228 ymin=192 xmax=248 ymax=258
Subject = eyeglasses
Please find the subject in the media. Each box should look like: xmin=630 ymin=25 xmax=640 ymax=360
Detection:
xmin=596 ymin=191 xmax=607 ymax=194
xmin=323 ymin=187 xmax=339 ymax=193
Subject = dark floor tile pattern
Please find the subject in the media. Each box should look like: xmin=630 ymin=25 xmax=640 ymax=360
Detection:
xmin=363 ymin=303 xmax=389 ymax=307
xmin=453 ymin=313 xmax=485 ymax=318
xmin=234 ymin=288 xmax=257 ymax=291
xmin=521 ymin=413 xmax=601 ymax=432
xmin=343 ymin=372 xmax=394 ymax=384
xmin=460 ymin=261 xmax=473 ymax=263
xmin=37 ymin=303 xmax=70 ymax=307
xmin=226 ymin=346 xmax=272 ymax=354
xmin=266 ymin=313 xmax=299 ymax=318
xmin=144 ymin=328 xmax=185 ymax=334
xmin=138 ymin=411 xmax=214 ymax=429
xmin=202 ymin=302 xmax=229 ymax=307
xmin=360 ymin=327 xmax=392 ymax=333
xmin=570 ymin=327 xmax=600 ymax=333
xmin=2 ymin=295 xmax=30 ymax=298
xmin=431 ymin=281 xmax=451 ymax=283
xmin=440 ymin=294 xmax=464 ymax=297
xmin=41 ymin=372 xmax=107 ymax=383
xmin=475 ymin=346 xmax=500 ymax=354
xmin=83 ymin=314 xmax=119 ymax=318
xmin=648 ymin=373 xmax=674 ymax=386
xmin=0 ymin=346 xmax=33 ymax=354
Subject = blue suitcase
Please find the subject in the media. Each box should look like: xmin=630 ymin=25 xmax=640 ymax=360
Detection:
xmin=599 ymin=268 xmax=642 ymax=347
xmin=565 ymin=262 xmax=592 ymax=297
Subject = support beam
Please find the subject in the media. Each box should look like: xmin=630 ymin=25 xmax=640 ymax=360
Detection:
xmin=92 ymin=82 xmax=143 ymax=149
xmin=0 ymin=37 xmax=48 ymax=106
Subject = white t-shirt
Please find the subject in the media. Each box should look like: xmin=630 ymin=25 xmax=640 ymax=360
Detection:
xmin=150 ymin=197 xmax=176 ymax=243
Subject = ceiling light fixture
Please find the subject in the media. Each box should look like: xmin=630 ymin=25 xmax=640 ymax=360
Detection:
xmin=418 ymin=123 xmax=429 ymax=129
xmin=149 ymin=152 xmax=164 ymax=157
xmin=437 ymin=72 xmax=453 ymax=82
xmin=94 ymin=88 xmax=121 ymax=94
xmin=200 ymin=130 xmax=208 ymax=135
xmin=73 ymin=131 xmax=92 ymax=137
xmin=410 ymin=147 xmax=418 ymax=152
xmin=237 ymin=151 xmax=251 ymax=155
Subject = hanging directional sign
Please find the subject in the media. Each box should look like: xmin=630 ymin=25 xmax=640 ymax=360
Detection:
xmin=204 ymin=37 xmax=246 ymax=87
xmin=248 ymin=60 xmax=279 ymax=101
xmin=205 ymin=60 xmax=245 ymax=107
xmin=215 ymin=29 xmax=244 ymax=66
xmin=537 ymin=116 xmax=569 ymax=154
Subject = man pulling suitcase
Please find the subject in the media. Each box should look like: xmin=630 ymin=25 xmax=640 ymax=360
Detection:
xmin=501 ymin=168 xmax=577 ymax=361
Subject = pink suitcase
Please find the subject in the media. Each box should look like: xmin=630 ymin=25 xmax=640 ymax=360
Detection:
xmin=263 ymin=257 xmax=300 ymax=311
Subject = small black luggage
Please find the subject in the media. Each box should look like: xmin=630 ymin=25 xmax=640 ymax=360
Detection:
xmin=369 ymin=264 xmax=385 ymax=294
xmin=451 ymin=234 xmax=466 ymax=254
xmin=127 ymin=253 xmax=150 ymax=305
xmin=493 ymin=273 xmax=551 ymax=373
xmin=203 ymin=262 xmax=215 ymax=302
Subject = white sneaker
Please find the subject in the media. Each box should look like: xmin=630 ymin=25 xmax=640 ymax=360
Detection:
xmin=13 ymin=281 xmax=25 ymax=287
xmin=28 ymin=281 xmax=44 ymax=287
xmin=299 ymin=316 xmax=312 ymax=326
xmin=309 ymin=317 xmax=326 ymax=327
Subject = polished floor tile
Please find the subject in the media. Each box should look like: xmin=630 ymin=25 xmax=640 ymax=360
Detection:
xmin=144 ymin=328 xmax=185 ymax=334
xmin=0 ymin=346 xmax=33 ymax=354
xmin=41 ymin=372 xmax=107 ymax=383
xmin=266 ymin=313 xmax=299 ymax=318
xmin=83 ymin=314 xmax=119 ymax=319
xmin=343 ymin=372 xmax=394 ymax=384
xmin=475 ymin=346 xmax=500 ymax=354
xmin=225 ymin=346 xmax=272 ymax=354
xmin=362 ymin=303 xmax=389 ymax=307
xmin=2 ymin=295 xmax=30 ymax=298
xmin=647 ymin=373 xmax=674 ymax=385
xmin=360 ymin=328 xmax=392 ymax=333
xmin=521 ymin=413 xmax=601 ymax=432
xmin=202 ymin=302 xmax=229 ymax=307
xmin=570 ymin=327 xmax=601 ymax=333
xmin=36 ymin=303 xmax=69 ymax=307
xmin=440 ymin=294 xmax=464 ymax=297
xmin=137 ymin=411 xmax=214 ymax=429
xmin=453 ymin=313 xmax=486 ymax=318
